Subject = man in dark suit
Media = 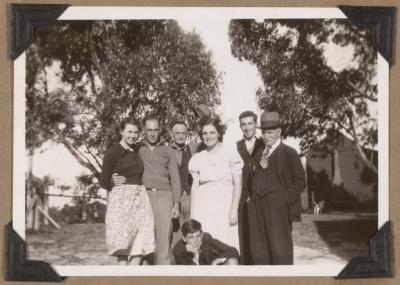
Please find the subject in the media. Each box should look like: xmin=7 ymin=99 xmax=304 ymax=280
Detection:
xmin=173 ymin=219 xmax=239 ymax=265
xmin=169 ymin=119 xmax=199 ymax=222
xmin=236 ymin=111 xmax=265 ymax=265
xmin=248 ymin=111 xmax=306 ymax=265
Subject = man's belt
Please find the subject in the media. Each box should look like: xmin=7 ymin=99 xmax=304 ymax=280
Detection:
xmin=146 ymin=187 xmax=158 ymax=191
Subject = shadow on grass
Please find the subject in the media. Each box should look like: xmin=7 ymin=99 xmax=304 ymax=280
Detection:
xmin=314 ymin=217 xmax=377 ymax=262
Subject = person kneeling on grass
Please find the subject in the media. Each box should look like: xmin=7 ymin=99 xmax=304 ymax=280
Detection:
xmin=173 ymin=219 xmax=239 ymax=265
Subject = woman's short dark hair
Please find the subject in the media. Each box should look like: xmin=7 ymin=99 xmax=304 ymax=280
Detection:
xmin=119 ymin=118 xmax=141 ymax=132
xmin=181 ymin=219 xmax=202 ymax=236
xmin=199 ymin=116 xmax=226 ymax=142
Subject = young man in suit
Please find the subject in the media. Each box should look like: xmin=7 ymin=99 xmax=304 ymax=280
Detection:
xmin=248 ymin=111 xmax=306 ymax=265
xmin=173 ymin=219 xmax=239 ymax=265
xmin=236 ymin=111 xmax=265 ymax=265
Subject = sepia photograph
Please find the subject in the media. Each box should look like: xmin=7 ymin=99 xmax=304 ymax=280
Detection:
xmin=12 ymin=7 xmax=389 ymax=276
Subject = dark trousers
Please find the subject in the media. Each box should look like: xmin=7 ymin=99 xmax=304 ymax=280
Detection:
xmin=238 ymin=199 xmax=252 ymax=265
xmin=248 ymin=191 xmax=293 ymax=265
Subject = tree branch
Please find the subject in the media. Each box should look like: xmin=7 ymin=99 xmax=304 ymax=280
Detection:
xmin=87 ymin=67 xmax=98 ymax=96
xmin=71 ymin=87 xmax=103 ymax=115
xmin=84 ymin=144 xmax=102 ymax=172
xmin=369 ymin=149 xmax=375 ymax=164
xmin=347 ymin=111 xmax=378 ymax=174
xmin=56 ymin=132 xmax=100 ymax=176
xmin=346 ymin=79 xmax=377 ymax=102
xmin=42 ymin=66 xmax=49 ymax=96
xmin=87 ymin=29 xmax=109 ymax=94
xmin=330 ymin=116 xmax=352 ymax=137
xmin=305 ymin=107 xmax=353 ymax=137
xmin=347 ymin=24 xmax=369 ymax=41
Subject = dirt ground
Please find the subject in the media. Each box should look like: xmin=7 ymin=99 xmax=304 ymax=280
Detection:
xmin=25 ymin=212 xmax=377 ymax=266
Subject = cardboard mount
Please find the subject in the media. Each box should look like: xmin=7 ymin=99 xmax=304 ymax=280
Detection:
xmin=6 ymin=3 xmax=395 ymax=281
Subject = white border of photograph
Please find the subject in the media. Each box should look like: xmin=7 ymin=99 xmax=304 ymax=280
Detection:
xmin=13 ymin=7 xmax=389 ymax=277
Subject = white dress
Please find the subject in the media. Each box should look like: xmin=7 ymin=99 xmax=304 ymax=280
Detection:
xmin=189 ymin=144 xmax=244 ymax=251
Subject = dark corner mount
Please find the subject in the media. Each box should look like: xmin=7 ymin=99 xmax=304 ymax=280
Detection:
xmin=11 ymin=4 xmax=70 ymax=60
xmin=4 ymin=222 xmax=64 ymax=282
xmin=338 ymin=6 xmax=396 ymax=66
xmin=336 ymin=221 xmax=392 ymax=279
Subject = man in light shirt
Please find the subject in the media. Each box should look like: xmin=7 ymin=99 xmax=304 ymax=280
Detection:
xmin=236 ymin=111 xmax=265 ymax=265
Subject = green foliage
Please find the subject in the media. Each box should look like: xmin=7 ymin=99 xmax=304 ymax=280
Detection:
xmin=229 ymin=19 xmax=377 ymax=172
xmin=27 ymin=20 xmax=222 ymax=175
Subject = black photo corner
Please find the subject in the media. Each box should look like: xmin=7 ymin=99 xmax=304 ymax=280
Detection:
xmin=4 ymin=222 xmax=64 ymax=282
xmin=7 ymin=4 xmax=69 ymax=282
xmin=5 ymin=3 xmax=395 ymax=281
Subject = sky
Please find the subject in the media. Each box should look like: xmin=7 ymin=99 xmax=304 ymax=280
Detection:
xmin=178 ymin=18 xmax=262 ymax=145
xmin=29 ymin=18 xmax=365 ymax=208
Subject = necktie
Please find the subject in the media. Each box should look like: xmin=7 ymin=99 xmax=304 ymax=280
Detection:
xmin=260 ymin=146 xmax=271 ymax=169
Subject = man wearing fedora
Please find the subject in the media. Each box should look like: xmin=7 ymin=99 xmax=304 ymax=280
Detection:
xmin=247 ymin=110 xmax=306 ymax=265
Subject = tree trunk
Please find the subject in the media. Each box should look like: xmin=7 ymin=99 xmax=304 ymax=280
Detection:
xmin=331 ymin=149 xmax=343 ymax=186
xmin=82 ymin=192 xmax=87 ymax=222
xmin=33 ymin=192 xmax=42 ymax=231
xmin=26 ymin=151 xmax=34 ymax=230
xmin=61 ymin=139 xmax=101 ymax=176
xmin=43 ymin=185 xmax=49 ymax=226
xmin=26 ymin=196 xmax=35 ymax=230
xmin=347 ymin=112 xmax=378 ymax=174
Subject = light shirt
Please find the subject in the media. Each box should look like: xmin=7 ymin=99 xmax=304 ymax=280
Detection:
xmin=268 ymin=138 xmax=281 ymax=155
xmin=260 ymin=138 xmax=281 ymax=169
xmin=138 ymin=138 xmax=182 ymax=203
xmin=244 ymin=136 xmax=257 ymax=154
xmin=192 ymin=250 xmax=200 ymax=265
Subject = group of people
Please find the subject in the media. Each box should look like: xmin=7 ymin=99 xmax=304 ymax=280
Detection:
xmin=99 ymin=105 xmax=306 ymax=266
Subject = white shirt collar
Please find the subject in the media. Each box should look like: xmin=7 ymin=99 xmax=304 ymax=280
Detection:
xmin=244 ymin=136 xmax=257 ymax=153
xmin=244 ymin=136 xmax=256 ymax=146
xmin=268 ymin=138 xmax=281 ymax=154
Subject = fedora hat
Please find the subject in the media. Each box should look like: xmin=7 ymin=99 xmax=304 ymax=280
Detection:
xmin=259 ymin=111 xmax=283 ymax=130
xmin=195 ymin=104 xmax=212 ymax=119
xmin=195 ymin=104 xmax=218 ymax=124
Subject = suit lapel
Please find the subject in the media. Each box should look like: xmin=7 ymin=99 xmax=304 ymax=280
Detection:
xmin=239 ymin=138 xmax=264 ymax=158
xmin=275 ymin=143 xmax=286 ymax=184
xmin=252 ymin=138 xmax=265 ymax=157
xmin=200 ymin=240 xmax=212 ymax=265
xmin=237 ymin=140 xmax=249 ymax=160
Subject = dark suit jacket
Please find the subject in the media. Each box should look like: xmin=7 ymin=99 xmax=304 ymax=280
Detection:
xmin=172 ymin=233 xmax=239 ymax=265
xmin=253 ymin=142 xmax=306 ymax=221
xmin=236 ymin=138 xmax=265 ymax=196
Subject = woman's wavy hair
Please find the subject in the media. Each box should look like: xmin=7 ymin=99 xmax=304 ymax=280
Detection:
xmin=198 ymin=114 xmax=226 ymax=143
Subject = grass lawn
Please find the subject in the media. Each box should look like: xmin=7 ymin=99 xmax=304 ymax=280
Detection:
xmin=26 ymin=212 xmax=377 ymax=266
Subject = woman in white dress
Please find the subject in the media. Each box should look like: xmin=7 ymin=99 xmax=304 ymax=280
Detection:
xmin=189 ymin=115 xmax=243 ymax=251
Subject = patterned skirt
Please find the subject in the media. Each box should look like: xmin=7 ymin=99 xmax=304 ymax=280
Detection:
xmin=105 ymin=184 xmax=155 ymax=256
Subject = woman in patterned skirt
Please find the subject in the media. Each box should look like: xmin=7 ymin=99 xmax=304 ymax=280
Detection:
xmin=100 ymin=118 xmax=155 ymax=265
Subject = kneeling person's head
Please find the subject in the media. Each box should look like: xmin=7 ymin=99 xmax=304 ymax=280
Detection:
xmin=182 ymin=219 xmax=203 ymax=250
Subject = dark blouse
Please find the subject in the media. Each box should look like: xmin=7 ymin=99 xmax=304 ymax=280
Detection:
xmin=100 ymin=142 xmax=144 ymax=191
